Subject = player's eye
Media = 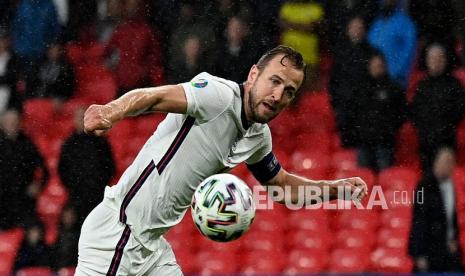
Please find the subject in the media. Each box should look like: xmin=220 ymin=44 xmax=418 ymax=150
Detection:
xmin=285 ymin=89 xmax=295 ymax=98
xmin=271 ymin=78 xmax=280 ymax=85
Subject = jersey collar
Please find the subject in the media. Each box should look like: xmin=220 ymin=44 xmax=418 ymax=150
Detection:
xmin=239 ymin=83 xmax=250 ymax=130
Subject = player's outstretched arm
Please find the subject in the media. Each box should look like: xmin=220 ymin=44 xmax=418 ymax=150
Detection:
xmin=262 ymin=168 xmax=368 ymax=205
xmin=84 ymin=85 xmax=187 ymax=135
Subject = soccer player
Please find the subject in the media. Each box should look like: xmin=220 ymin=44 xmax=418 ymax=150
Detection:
xmin=77 ymin=45 xmax=368 ymax=275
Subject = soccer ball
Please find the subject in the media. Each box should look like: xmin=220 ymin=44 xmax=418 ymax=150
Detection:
xmin=191 ymin=173 xmax=256 ymax=242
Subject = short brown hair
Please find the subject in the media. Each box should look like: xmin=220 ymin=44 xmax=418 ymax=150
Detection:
xmin=256 ymin=45 xmax=306 ymax=88
xmin=256 ymin=45 xmax=306 ymax=72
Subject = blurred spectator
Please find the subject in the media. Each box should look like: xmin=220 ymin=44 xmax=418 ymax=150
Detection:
xmin=167 ymin=35 xmax=208 ymax=84
xmin=279 ymin=0 xmax=324 ymax=90
xmin=215 ymin=16 xmax=257 ymax=83
xmin=249 ymin=0 xmax=283 ymax=52
xmin=410 ymin=43 xmax=465 ymax=171
xmin=323 ymin=0 xmax=379 ymax=53
xmin=28 ymin=42 xmax=75 ymax=103
xmin=409 ymin=147 xmax=463 ymax=272
xmin=14 ymin=219 xmax=52 ymax=271
xmin=96 ymin=0 xmax=122 ymax=43
xmin=52 ymin=204 xmax=79 ymax=270
xmin=355 ymin=51 xmax=405 ymax=171
xmin=148 ymin=0 xmax=180 ymax=39
xmin=0 ymin=31 xmax=22 ymax=114
xmin=11 ymin=0 xmax=61 ymax=82
xmin=0 ymin=0 xmax=14 ymax=30
xmin=64 ymin=0 xmax=97 ymax=42
xmin=209 ymin=0 xmax=254 ymax=42
xmin=105 ymin=0 xmax=164 ymax=95
xmin=168 ymin=2 xmax=217 ymax=73
xmin=368 ymin=0 xmax=416 ymax=87
xmin=329 ymin=16 xmax=373 ymax=147
xmin=0 ymin=110 xmax=48 ymax=230
xmin=58 ymin=107 xmax=115 ymax=223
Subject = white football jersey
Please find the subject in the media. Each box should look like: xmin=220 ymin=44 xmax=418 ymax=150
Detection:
xmin=103 ymin=72 xmax=272 ymax=250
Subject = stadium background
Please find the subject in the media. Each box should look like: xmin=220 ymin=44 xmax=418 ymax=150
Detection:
xmin=1 ymin=0 xmax=465 ymax=274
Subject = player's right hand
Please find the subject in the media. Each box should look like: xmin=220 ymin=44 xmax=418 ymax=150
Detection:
xmin=84 ymin=104 xmax=113 ymax=136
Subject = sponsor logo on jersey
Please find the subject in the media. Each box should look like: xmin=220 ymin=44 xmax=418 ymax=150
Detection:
xmin=191 ymin=79 xmax=208 ymax=88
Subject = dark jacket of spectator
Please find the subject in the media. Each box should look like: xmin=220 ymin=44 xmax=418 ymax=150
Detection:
xmin=410 ymin=75 xmax=465 ymax=167
xmin=409 ymin=0 xmax=455 ymax=46
xmin=0 ymin=111 xmax=48 ymax=229
xmin=330 ymin=34 xmax=373 ymax=147
xmin=58 ymin=130 xmax=115 ymax=222
xmin=409 ymin=173 xmax=460 ymax=272
xmin=167 ymin=35 xmax=210 ymax=84
xmin=324 ymin=0 xmax=379 ymax=53
xmin=14 ymin=220 xmax=52 ymax=271
xmin=355 ymin=75 xmax=405 ymax=147
xmin=29 ymin=44 xmax=75 ymax=100
xmin=52 ymin=205 xmax=79 ymax=270
xmin=215 ymin=17 xmax=257 ymax=83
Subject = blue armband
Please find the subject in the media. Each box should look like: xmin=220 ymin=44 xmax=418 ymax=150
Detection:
xmin=246 ymin=152 xmax=281 ymax=183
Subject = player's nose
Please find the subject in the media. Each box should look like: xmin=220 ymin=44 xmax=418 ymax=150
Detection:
xmin=271 ymin=87 xmax=285 ymax=103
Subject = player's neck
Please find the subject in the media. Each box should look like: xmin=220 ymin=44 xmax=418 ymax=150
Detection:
xmin=240 ymin=82 xmax=253 ymax=129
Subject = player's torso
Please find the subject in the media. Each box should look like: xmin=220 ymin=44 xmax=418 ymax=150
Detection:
xmin=104 ymin=89 xmax=267 ymax=249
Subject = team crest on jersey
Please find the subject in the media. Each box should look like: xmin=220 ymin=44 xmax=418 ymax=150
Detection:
xmin=191 ymin=79 xmax=208 ymax=88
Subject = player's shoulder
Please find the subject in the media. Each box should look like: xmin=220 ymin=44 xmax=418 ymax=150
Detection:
xmin=248 ymin=123 xmax=271 ymax=140
xmin=190 ymin=72 xmax=240 ymax=97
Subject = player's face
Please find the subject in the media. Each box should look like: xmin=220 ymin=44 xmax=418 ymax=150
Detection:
xmin=246 ymin=55 xmax=304 ymax=123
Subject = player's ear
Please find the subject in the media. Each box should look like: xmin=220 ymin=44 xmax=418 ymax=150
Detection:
xmin=247 ymin=65 xmax=259 ymax=85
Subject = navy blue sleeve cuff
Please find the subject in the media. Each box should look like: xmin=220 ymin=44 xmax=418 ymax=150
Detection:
xmin=246 ymin=152 xmax=281 ymax=183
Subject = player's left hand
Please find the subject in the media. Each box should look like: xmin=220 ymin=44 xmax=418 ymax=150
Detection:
xmin=332 ymin=177 xmax=368 ymax=202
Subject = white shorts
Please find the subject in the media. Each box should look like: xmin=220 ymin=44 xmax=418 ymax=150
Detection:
xmin=75 ymin=201 xmax=183 ymax=276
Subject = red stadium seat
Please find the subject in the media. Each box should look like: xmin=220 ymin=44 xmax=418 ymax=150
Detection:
xmin=241 ymin=230 xmax=284 ymax=252
xmin=331 ymin=150 xmax=358 ymax=171
xmin=16 ymin=267 xmax=53 ymax=276
xmin=251 ymin=211 xmax=286 ymax=233
xmin=334 ymin=229 xmax=375 ymax=250
xmin=23 ymin=99 xmax=55 ymax=139
xmin=456 ymin=120 xmax=465 ymax=165
xmin=406 ymin=70 xmax=426 ymax=103
xmin=173 ymin=247 xmax=195 ymax=274
xmin=195 ymin=251 xmax=238 ymax=274
xmin=453 ymin=67 xmax=465 ymax=88
xmin=380 ymin=209 xmax=412 ymax=233
xmin=334 ymin=209 xmax=379 ymax=231
xmin=291 ymin=149 xmax=331 ymax=173
xmin=287 ymin=209 xmax=329 ymax=231
xmin=370 ymin=247 xmax=413 ymax=273
xmin=292 ymin=132 xmax=333 ymax=154
xmin=0 ymin=228 xmax=24 ymax=274
xmin=284 ymin=249 xmax=329 ymax=274
xmin=66 ymin=42 xmax=105 ymax=66
xmin=294 ymin=92 xmax=336 ymax=133
xmin=377 ymin=228 xmax=410 ymax=251
xmin=134 ymin=113 xmax=166 ymax=138
xmin=240 ymin=250 xmax=285 ymax=274
xmin=58 ymin=266 xmax=76 ymax=276
xmin=329 ymin=248 xmax=370 ymax=273
xmin=378 ymin=166 xmax=419 ymax=193
xmin=286 ymin=229 xmax=332 ymax=251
